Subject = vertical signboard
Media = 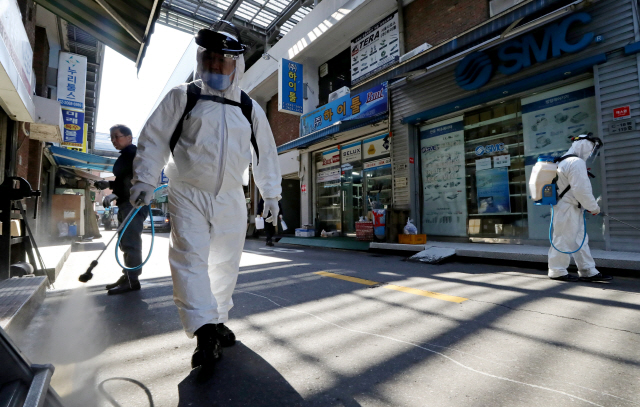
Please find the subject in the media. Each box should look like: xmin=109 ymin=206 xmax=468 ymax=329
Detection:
xmin=61 ymin=109 xmax=85 ymax=149
xmin=351 ymin=12 xmax=400 ymax=85
xmin=419 ymin=116 xmax=467 ymax=236
xmin=57 ymin=52 xmax=87 ymax=111
xmin=278 ymin=58 xmax=303 ymax=115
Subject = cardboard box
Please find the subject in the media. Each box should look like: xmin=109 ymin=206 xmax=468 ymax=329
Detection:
xmin=505 ymin=103 xmax=518 ymax=115
xmin=480 ymin=111 xmax=492 ymax=122
xmin=468 ymin=219 xmax=481 ymax=234
xmin=492 ymin=105 xmax=506 ymax=118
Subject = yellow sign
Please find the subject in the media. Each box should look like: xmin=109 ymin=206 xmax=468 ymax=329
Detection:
xmin=63 ymin=123 xmax=88 ymax=153
xmin=64 ymin=124 xmax=81 ymax=131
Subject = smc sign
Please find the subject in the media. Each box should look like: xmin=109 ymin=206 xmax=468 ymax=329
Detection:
xmin=456 ymin=12 xmax=600 ymax=90
xmin=475 ymin=143 xmax=505 ymax=156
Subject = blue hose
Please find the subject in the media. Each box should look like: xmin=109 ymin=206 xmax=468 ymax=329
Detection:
xmin=115 ymin=185 xmax=168 ymax=270
xmin=549 ymin=205 xmax=588 ymax=254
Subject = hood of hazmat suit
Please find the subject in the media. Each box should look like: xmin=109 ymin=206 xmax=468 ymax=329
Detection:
xmin=548 ymin=137 xmax=601 ymax=279
xmin=132 ymin=23 xmax=282 ymax=338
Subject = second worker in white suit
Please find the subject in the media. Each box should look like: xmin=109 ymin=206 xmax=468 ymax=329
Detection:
xmin=130 ymin=22 xmax=282 ymax=370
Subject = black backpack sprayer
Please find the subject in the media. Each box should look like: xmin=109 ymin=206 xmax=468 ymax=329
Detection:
xmin=79 ymin=185 xmax=168 ymax=283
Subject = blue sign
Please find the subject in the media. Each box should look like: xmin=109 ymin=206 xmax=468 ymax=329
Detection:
xmin=301 ymin=82 xmax=388 ymax=136
xmin=475 ymin=143 xmax=506 ymax=156
xmin=279 ymin=59 xmax=303 ymax=115
xmin=476 ymin=167 xmax=511 ymax=214
xmin=456 ymin=12 xmax=598 ymax=90
xmin=62 ymin=109 xmax=84 ymax=146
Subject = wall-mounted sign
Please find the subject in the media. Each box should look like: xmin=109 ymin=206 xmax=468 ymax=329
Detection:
xmin=341 ymin=141 xmax=362 ymax=163
xmin=351 ymin=12 xmax=400 ymax=85
xmin=317 ymin=168 xmax=340 ymax=183
xmin=475 ymin=158 xmax=492 ymax=171
xmin=0 ymin=0 xmax=34 ymax=96
xmin=363 ymin=133 xmax=390 ymax=159
xmin=364 ymin=157 xmax=391 ymax=171
xmin=613 ymin=105 xmax=631 ymax=120
xmin=278 ymin=58 xmax=303 ymax=115
xmin=493 ymin=154 xmax=511 ymax=168
xmin=475 ymin=143 xmax=506 ymax=156
xmin=319 ymin=148 xmax=340 ymax=169
xmin=301 ymin=82 xmax=388 ymax=136
xmin=61 ymin=109 xmax=85 ymax=148
xmin=58 ymin=52 xmax=87 ymax=111
xmin=455 ymin=12 xmax=599 ymax=90
xmin=610 ymin=120 xmax=636 ymax=134
xmin=476 ymin=167 xmax=511 ymax=214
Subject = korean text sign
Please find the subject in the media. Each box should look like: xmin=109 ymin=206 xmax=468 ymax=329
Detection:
xmin=57 ymin=52 xmax=87 ymax=111
xmin=278 ymin=58 xmax=303 ymax=115
xmin=301 ymin=82 xmax=388 ymax=136
xmin=62 ymin=109 xmax=85 ymax=147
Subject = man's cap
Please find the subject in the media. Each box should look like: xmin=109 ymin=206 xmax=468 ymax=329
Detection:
xmin=195 ymin=28 xmax=247 ymax=55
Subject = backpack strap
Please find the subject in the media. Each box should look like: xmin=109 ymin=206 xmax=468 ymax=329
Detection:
xmin=553 ymin=154 xmax=579 ymax=205
xmin=170 ymin=82 xmax=201 ymax=154
xmin=169 ymin=84 xmax=260 ymax=164
xmin=240 ymin=91 xmax=259 ymax=165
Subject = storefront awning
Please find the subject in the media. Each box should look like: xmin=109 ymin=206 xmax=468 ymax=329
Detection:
xmin=277 ymin=114 xmax=388 ymax=154
xmin=49 ymin=146 xmax=117 ymax=172
xmin=36 ymin=0 xmax=162 ymax=68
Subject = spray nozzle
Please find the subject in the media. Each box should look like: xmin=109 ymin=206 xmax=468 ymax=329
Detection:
xmin=79 ymin=260 xmax=98 ymax=283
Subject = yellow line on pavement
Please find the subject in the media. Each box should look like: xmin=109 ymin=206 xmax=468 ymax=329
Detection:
xmin=316 ymin=271 xmax=380 ymax=286
xmin=315 ymin=271 xmax=468 ymax=303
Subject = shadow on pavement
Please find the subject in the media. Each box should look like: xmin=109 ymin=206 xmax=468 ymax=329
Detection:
xmin=177 ymin=342 xmax=306 ymax=407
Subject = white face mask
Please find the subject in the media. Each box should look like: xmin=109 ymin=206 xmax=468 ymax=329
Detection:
xmin=202 ymin=69 xmax=236 ymax=91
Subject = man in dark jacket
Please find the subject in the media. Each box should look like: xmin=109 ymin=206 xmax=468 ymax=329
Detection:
xmin=95 ymin=124 xmax=150 ymax=295
xmin=257 ymin=197 xmax=283 ymax=246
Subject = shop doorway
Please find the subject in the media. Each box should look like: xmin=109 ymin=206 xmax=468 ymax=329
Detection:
xmin=341 ymin=164 xmax=363 ymax=236
xmin=281 ymin=178 xmax=300 ymax=235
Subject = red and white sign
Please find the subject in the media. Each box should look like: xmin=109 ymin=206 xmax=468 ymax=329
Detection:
xmin=301 ymin=184 xmax=307 ymax=193
xmin=409 ymin=157 xmax=414 ymax=164
xmin=613 ymin=106 xmax=631 ymax=120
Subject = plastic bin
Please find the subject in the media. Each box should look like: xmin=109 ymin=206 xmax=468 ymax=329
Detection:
xmin=295 ymin=228 xmax=315 ymax=237
xmin=398 ymin=234 xmax=427 ymax=244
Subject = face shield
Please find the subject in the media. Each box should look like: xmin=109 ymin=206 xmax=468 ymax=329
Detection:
xmin=194 ymin=22 xmax=247 ymax=92
xmin=570 ymin=133 xmax=603 ymax=167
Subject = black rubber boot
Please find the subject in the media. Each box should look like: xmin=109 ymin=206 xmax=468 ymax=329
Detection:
xmin=579 ymin=273 xmax=613 ymax=282
xmin=105 ymin=274 xmax=127 ymax=290
xmin=550 ymin=273 xmax=579 ymax=282
xmin=216 ymin=323 xmax=236 ymax=347
xmin=192 ymin=324 xmax=222 ymax=369
xmin=107 ymin=275 xmax=141 ymax=295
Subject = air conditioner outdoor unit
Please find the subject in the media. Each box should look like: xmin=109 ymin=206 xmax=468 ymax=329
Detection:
xmin=399 ymin=43 xmax=432 ymax=63
xmin=328 ymin=86 xmax=350 ymax=102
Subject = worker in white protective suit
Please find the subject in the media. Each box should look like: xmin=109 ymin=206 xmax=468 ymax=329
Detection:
xmin=548 ymin=134 xmax=612 ymax=283
xmin=130 ymin=21 xmax=282 ymax=370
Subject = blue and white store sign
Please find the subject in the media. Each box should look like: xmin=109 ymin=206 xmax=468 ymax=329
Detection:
xmin=455 ymin=12 xmax=603 ymax=91
xmin=57 ymin=52 xmax=87 ymax=110
xmin=301 ymin=82 xmax=388 ymax=136
xmin=278 ymin=58 xmax=303 ymax=115
xmin=62 ymin=109 xmax=85 ymax=147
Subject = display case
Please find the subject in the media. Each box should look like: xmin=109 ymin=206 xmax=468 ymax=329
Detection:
xmin=365 ymin=165 xmax=392 ymax=210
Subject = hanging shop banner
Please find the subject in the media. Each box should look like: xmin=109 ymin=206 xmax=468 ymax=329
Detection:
xmin=0 ymin=0 xmax=34 ymax=96
xmin=522 ymin=79 xmax=603 ymax=240
xmin=363 ymin=133 xmax=390 ymax=159
xmin=317 ymin=168 xmax=340 ymax=183
xmin=419 ymin=116 xmax=467 ymax=236
xmin=278 ymin=58 xmax=303 ymax=115
xmin=476 ymin=167 xmax=511 ymax=214
xmin=319 ymin=148 xmax=340 ymax=169
xmin=61 ymin=109 xmax=85 ymax=148
xmin=351 ymin=12 xmax=399 ymax=85
xmin=301 ymin=82 xmax=388 ymax=136
xmin=364 ymin=157 xmax=391 ymax=171
xmin=57 ymin=52 xmax=87 ymax=111
xmin=341 ymin=141 xmax=362 ymax=163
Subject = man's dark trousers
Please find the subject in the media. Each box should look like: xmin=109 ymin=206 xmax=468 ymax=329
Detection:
xmin=117 ymin=202 xmax=149 ymax=279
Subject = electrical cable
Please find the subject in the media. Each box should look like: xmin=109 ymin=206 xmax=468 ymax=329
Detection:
xmin=97 ymin=377 xmax=154 ymax=407
xmin=549 ymin=206 xmax=588 ymax=254
xmin=115 ymin=185 xmax=168 ymax=270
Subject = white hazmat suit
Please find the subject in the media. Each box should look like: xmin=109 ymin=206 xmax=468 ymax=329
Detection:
xmin=132 ymin=45 xmax=281 ymax=337
xmin=548 ymin=139 xmax=600 ymax=279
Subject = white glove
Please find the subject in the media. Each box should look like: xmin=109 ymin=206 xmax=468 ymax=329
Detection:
xmin=588 ymin=205 xmax=601 ymax=216
xmin=263 ymin=198 xmax=279 ymax=226
xmin=102 ymin=194 xmax=117 ymax=208
xmin=129 ymin=182 xmax=155 ymax=207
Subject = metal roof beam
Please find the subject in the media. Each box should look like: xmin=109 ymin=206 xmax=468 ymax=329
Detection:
xmin=93 ymin=0 xmax=143 ymax=43
xmin=267 ymin=0 xmax=302 ymax=31
xmin=223 ymin=0 xmax=244 ymax=20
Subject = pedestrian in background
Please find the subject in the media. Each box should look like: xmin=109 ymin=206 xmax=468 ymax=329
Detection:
xmin=95 ymin=124 xmax=149 ymax=295
xmin=258 ymin=197 xmax=284 ymax=246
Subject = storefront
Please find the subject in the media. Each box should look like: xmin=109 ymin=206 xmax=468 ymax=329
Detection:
xmin=278 ymin=82 xmax=390 ymax=237
xmin=389 ymin=0 xmax=640 ymax=251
